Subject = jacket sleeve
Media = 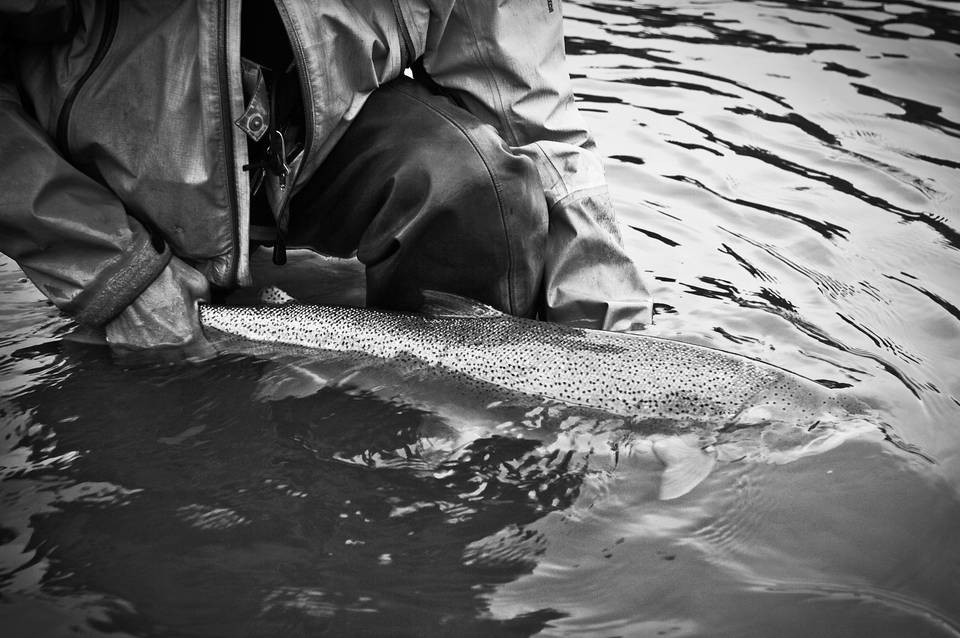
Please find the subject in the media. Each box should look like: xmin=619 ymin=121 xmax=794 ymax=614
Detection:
xmin=417 ymin=0 xmax=652 ymax=330
xmin=0 ymin=7 xmax=171 ymax=327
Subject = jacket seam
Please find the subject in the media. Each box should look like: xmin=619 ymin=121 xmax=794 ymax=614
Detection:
xmin=216 ymin=0 xmax=243 ymax=284
xmin=390 ymin=0 xmax=414 ymax=69
xmin=547 ymin=184 xmax=609 ymax=217
xmin=457 ymin=2 xmax=521 ymax=148
xmin=531 ymin=141 xmax=567 ymax=200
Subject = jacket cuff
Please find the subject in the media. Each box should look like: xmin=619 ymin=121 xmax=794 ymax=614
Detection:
xmin=542 ymin=187 xmax=653 ymax=331
xmin=69 ymin=232 xmax=172 ymax=327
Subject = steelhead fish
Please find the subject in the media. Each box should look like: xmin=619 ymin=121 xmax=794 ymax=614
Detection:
xmin=199 ymin=288 xmax=877 ymax=498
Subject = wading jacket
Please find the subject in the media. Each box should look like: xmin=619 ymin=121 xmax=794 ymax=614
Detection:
xmin=0 ymin=1 xmax=648 ymax=328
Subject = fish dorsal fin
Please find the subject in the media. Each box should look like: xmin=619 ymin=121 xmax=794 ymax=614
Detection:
xmin=259 ymin=286 xmax=296 ymax=306
xmin=652 ymin=437 xmax=718 ymax=500
xmin=420 ymin=290 xmax=506 ymax=318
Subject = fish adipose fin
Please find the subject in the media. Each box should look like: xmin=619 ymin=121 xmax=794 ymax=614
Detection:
xmin=420 ymin=290 xmax=506 ymax=319
xmin=259 ymin=286 xmax=297 ymax=306
xmin=652 ymin=437 xmax=718 ymax=500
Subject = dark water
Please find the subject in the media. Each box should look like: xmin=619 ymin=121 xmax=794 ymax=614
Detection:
xmin=2 ymin=1 xmax=960 ymax=636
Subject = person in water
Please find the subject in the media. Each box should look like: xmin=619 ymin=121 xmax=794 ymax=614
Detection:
xmin=0 ymin=1 xmax=651 ymax=351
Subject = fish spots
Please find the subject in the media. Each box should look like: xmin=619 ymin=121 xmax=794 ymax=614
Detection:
xmin=200 ymin=302 xmax=853 ymax=426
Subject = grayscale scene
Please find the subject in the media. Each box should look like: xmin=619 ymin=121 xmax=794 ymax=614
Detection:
xmin=1 ymin=1 xmax=958 ymax=636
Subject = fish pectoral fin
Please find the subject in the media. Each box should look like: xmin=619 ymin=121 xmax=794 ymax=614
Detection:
xmin=652 ymin=438 xmax=718 ymax=500
xmin=258 ymin=286 xmax=297 ymax=306
xmin=420 ymin=290 xmax=506 ymax=318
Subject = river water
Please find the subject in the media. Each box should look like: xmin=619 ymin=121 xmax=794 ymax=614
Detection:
xmin=2 ymin=1 xmax=959 ymax=636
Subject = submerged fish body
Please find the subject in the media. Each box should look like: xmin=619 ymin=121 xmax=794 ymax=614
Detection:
xmin=199 ymin=291 xmax=873 ymax=498
xmin=201 ymin=292 xmax=857 ymax=425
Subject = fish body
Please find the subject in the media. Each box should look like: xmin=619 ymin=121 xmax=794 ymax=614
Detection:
xmin=201 ymin=292 xmax=857 ymax=425
xmin=199 ymin=290 xmax=873 ymax=498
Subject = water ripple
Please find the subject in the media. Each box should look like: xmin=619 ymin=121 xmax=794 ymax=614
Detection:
xmin=666 ymin=172 xmax=850 ymax=239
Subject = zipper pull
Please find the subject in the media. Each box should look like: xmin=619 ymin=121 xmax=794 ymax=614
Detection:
xmin=272 ymin=194 xmax=290 ymax=265
xmin=262 ymin=130 xmax=303 ymax=267
xmin=266 ymin=129 xmax=290 ymax=191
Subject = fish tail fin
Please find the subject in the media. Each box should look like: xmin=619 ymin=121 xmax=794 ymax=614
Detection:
xmin=259 ymin=286 xmax=296 ymax=306
xmin=652 ymin=437 xmax=718 ymax=500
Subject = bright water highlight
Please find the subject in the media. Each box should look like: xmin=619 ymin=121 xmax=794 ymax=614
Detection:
xmin=2 ymin=1 xmax=959 ymax=635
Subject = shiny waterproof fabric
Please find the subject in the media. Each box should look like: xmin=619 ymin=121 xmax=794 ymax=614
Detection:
xmin=1 ymin=0 xmax=247 ymax=326
xmin=288 ymin=77 xmax=546 ymax=318
xmin=0 ymin=0 xmax=652 ymax=330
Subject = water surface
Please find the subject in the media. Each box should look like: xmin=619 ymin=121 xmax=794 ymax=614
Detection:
xmin=2 ymin=1 xmax=959 ymax=636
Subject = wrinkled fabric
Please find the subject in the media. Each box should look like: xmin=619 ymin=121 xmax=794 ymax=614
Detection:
xmin=1 ymin=0 xmax=651 ymax=330
xmin=542 ymin=186 xmax=653 ymax=331
xmin=399 ymin=1 xmax=652 ymax=328
xmin=105 ymin=256 xmax=211 ymax=351
xmin=284 ymin=0 xmax=652 ymax=328
xmin=0 ymin=41 xmax=171 ymax=325
xmin=2 ymin=0 xmax=246 ymax=326
xmin=289 ymin=76 xmax=547 ymax=318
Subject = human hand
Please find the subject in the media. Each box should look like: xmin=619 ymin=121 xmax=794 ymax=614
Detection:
xmin=105 ymin=256 xmax=212 ymax=356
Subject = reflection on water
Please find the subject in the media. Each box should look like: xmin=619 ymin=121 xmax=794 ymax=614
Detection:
xmin=2 ymin=1 xmax=960 ymax=636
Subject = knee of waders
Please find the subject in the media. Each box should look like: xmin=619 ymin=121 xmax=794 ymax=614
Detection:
xmin=360 ymin=86 xmax=548 ymax=318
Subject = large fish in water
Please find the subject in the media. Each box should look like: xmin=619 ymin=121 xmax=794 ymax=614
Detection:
xmin=199 ymin=289 xmax=879 ymax=498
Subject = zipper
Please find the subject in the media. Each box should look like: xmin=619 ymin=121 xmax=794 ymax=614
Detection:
xmin=271 ymin=1 xmax=314 ymax=189
xmin=390 ymin=0 xmax=415 ymax=69
xmin=56 ymin=0 xmax=119 ymax=156
xmin=266 ymin=1 xmax=314 ymax=266
xmin=54 ymin=0 xmax=165 ymax=254
xmin=217 ymin=0 xmax=243 ymax=283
